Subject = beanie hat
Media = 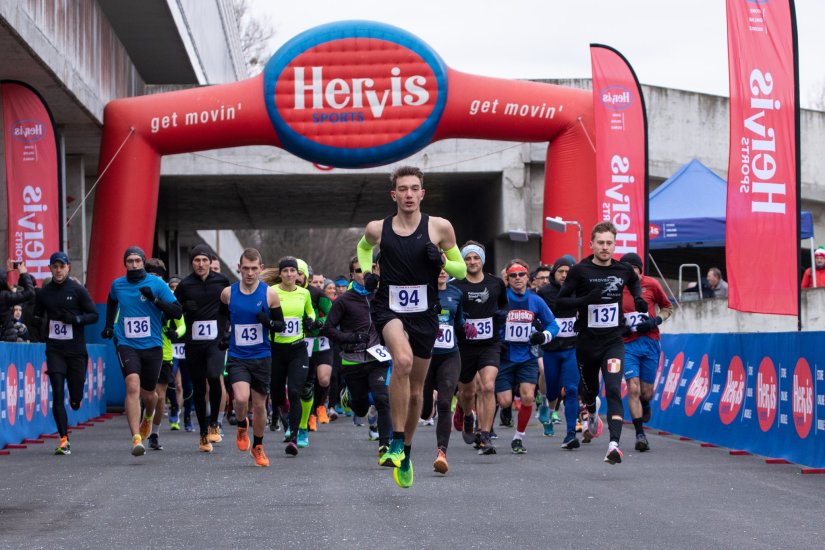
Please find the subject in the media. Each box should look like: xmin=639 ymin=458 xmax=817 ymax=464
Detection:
xmin=189 ymin=244 xmax=213 ymax=263
xmin=123 ymin=246 xmax=146 ymax=265
xmin=621 ymin=252 xmax=644 ymax=271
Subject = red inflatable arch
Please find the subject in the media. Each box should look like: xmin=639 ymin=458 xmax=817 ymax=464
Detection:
xmin=87 ymin=21 xmax=594 ymax=302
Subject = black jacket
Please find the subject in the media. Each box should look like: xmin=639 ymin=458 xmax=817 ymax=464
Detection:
xmin=322 ymin=288 xmax=381 ymax=364
xmin=0 ymin=271 xmax=36 ymax=342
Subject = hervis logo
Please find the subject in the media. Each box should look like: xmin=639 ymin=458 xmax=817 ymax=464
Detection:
xmin=12 ymin=119 xmax=47 ymax=143
xmin=264 ymin=21 xmax=448 ymax=168
xmin=599 ymin=85 xmax=633 ymax=111
xmin=684 ymin=354 xmax=710 ymax=417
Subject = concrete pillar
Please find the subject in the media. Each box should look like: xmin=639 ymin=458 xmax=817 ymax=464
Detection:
xmin=64 ymin=155 xmax=89 ymax=282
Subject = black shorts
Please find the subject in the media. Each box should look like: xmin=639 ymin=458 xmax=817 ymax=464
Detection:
xmin=458 ymin=343 xmax=502 ymax=384
xmin=158 ymin=360 xmax=175 ymax=386
xmin=372 ymin=302 xmax=438 ymax=359
xmin=227 ymin=356 xmax=271 ymax=396
xmin=45 ymin=350 xmax=87 ymax=379
xmin=310 ymin=348 xmax=333 ymax=367
xmin=116 ymin=346 xmax=163 ymax=392
xmin=185 ymin=340 xmax=226 ymax=379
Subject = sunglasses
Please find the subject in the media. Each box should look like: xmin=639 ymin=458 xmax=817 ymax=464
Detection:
xmin=353 ymin=268 xmax=362 ymax=273
xmin=508 ymin=272 xmax=528 ymax=278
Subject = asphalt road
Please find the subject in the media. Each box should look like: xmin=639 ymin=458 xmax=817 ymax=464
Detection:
xmin=1 ymin=413 xmax=823 ymax=549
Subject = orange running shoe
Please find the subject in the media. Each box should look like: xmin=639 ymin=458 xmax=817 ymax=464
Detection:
xmin=308 ymin=415 xmax=317 ymax=432
xmin=199 ymin=435 xmax=213 ymax=453
xmin=236 ymin=425 xmax=250 ymax=452
xmin=250 ymin=444 xmax=269 ymax=467
xmin=139 ymin=415 xmax=153 ymax=440
xmin=207 ymin=424 xmax=223 ymax=443
xmin=433 ymin=448 xmax=448 ymax=474
xmin=317 ymin=406 xmax=330 ymax=424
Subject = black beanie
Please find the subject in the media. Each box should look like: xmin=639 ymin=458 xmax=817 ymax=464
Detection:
xmin=123 ymin=246 xmax=146 ymax=265
xmin=551 ymin=255 xmax=575 ymax=275
xmin=621 ymin=252 xmax=644 ymax=271
xmin=189 ymin=244 xmax=214 ymax=263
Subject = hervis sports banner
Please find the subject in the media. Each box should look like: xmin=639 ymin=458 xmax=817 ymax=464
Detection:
xmin=725 ymin=0 xmax=800 ymax=315
xmin=1 ymin=81 xmax=61 ymax=285
xmin=590 ymin=44 xmax=648 ymax=261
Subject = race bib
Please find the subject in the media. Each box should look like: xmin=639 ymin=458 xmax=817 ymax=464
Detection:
xmin=587 ymin=303 xmax=619 ymax=328
xmin=366 ymin=344 xmax=391 ymax=362
xmin=48 ymin=320 xmax=73 ymax=340
xmin=556 ymin=316 xmax=577 ymax=338
xmin=504 ymin=321 xmax=532 ymax=343
xmin=278 ymin=317 xmax=302 ymax=338
xmin=434 ymin=324 xmax=455 ymax=349
xmin=234 ymin=323 xmax=263 ymax=346
xmin=124 ymin=316 xmax=150 ymax=339
xmin=192 ymin=320 xmax=217 ymax=341
xmin=389 ymin=285 xmax=428 ymax=313
xmin=466 ymin=317 xmax=493 ymax=340
xmin=172 ymin=343 xmax=186 ymax=359
xmin=304 ymin=338 xmax=314 ymax=357
xmin=317 ymin=336 xmax=331 ymax=351
xmin=624 ymin=312 xmax=647 ymax=332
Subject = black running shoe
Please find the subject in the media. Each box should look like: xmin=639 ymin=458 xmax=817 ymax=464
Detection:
xmin=635 ymin=433 xmax=650 ymax=452
xmin=461 ymin=414 xmax=476 ymax=445
xmin=148 ymin=433 xmax=163 ymax=451
xmin=510 ymin=438 xmax=526 ymax=454
xmin=477 ymin=435 xmax=497 ymax=455
xmin=561 ymin=433 xmax=580 ymax=450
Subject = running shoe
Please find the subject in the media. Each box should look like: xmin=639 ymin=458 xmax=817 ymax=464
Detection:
xmin=55 ymin=436 xmax=71 ymax=456
xmin=131 ymin=434 xmax=146 ymax=456
xmin=575 ymin=418 xmax=582 ymax=433
xmin=393 ymin=458 xmax=414 ymax=488
xmin=583 ymin=413 xmax=603 ymax=443
xmin=367 ymin=405 xmax=378 ymax=428
xmin=297 ymin=428 xmax=309 ymax=448
xmin=604 ymin=441 xmax=623 ymax=464
xmin=420 ymin=417 xmax=434 ymax=426
xmin=285 ymin=440 xmax=298 ymax=456
xmin=551 ymin=411 xmax=562 ymax=425
xmin=377 ymin=444 xmax=389 ymax=457
xmin=433 ymin=449 xmax=448 ymax=474
xmin=317 ymin=406 xmax=330 ymax=424
xmin=283 ymin=428 xmax=292 ymax=442
xmin=368 ymin=425 xmax=379 ymax=441
xmin=453 ymin=404 xmax=463 ymax=432
xmin=148 ymin=433 xmax=163 ymax=451
xmin=335 ymin=404 xmax=345 ymax=416
xmin=379 ymin=439 xmax=405 ymax=468
xmin=462 ymin=413 xmax=476 ymax=445
xmin=139 ymin=416 xmax=153 ymax=440
xmin=169 ymin=413 xmax=180 ymax=428
xmin=561 ymin=433 xmax=580 ymax=450
xmin=169 ymin=420 xmax=181 ymax=431
xmin=207 ymin=423 xmax=223 ymax=443
xmin=328 ymin=407 xmax=339 ymax=422
xmin=543 ymin=422 xmax=555 ymax=437
xmin=489 ymin=429 xmax=498 ymax=440
xmin=510 ymin=438 xmax=526 ymax=454
xmin=499 ymin=407 xmax=513 ymax=427
xmin=477 ymin=434 xmax=497 ymax=455
xmin=308 ymin=415 xmax=317 ymax=432
xmin=227 ymin=412 xmax=238 ymax=426
xmin=184 ymin=418 xmax=194 ymax=432
xmin=353 ymin=415 xmax=364 ymax=427
xmin=472 ymin=432 xmax=482 ymax=449
xmin=251 ymin=444 xmax=270 ymax=467
xmin=236 ymin=424 xmax=250 ymax=452
xmin=199 ymin=435 xmax=213 ymax=453
xmin=538 ymin=404 xmax=550 ymax=424
xmin=635 ymin=433 xmax=650 ymax=452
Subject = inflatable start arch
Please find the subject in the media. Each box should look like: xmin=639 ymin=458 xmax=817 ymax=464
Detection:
xmin=87 ymin=20 xmax=595 ymax=302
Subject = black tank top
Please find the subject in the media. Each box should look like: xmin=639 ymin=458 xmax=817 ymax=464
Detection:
xmin=375 ymin=213 xmax=441 ymax=316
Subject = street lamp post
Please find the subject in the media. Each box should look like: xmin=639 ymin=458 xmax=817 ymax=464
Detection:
xmin=545 ymin=216 xmax=583 ymax=261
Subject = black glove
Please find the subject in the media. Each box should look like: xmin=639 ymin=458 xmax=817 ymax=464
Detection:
xmin=364 ymin=272 xmax=380 ymax=292
xmin=101 ymin=327 xmax=114 ymax=340
xmin=165 ymin=326 xmax=178 ymax=340
xmin=425 ymin=242 xmax=444 ymax=269
xmin=584 ymin=287 xmax=604 ymax=305
xmin=634 ymin=296 xmax=649 ymax=314
xmin=256 ymin=310 xmax=270 ymax=328
xmin=270 ymin=318 xmax=286 ymax=333
xmin=635 ymin=315 xmax=662 ymax=334
xmin=139 ymin=286 xmax=156 ymax=302
xmin=218 ymin=332 xmax=230 ymax=351
xmin=184 ymin=300 xmax=198 ymax=312
xmin=303 ymin=317 xmax=323 ymax=332
xmin=529 ymin=330 xmax=551 ymax=345
xmin=494 ymin=309 xmax=509 ymax=325
xmin=344 ymin=331 xmax=370 ymax=345
xmin=56 ymin=309 xmax=76 ymax=324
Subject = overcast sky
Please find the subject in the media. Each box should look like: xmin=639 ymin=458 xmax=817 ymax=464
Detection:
xmin=250 ymin=0 xmax=825 ymax=109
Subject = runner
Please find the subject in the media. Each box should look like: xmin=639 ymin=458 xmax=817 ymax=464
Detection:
xmin=166 ymin=275 xmax=185 ymax=431
xmin=33 ymin=252 xmax=98 ymax=455
xmin=451 ymin=241 xmax=508 ymax=455
xmin=219 ymin=248 xmax=283 ymax=467
xmin=357 ymin=165 xmax=466 ymax=488
xmin=101 ymin=246 xmax=182 ymax=456
xmin=322 ymin=256 xmax=392 ymax=455
xmin=173 ymin=244 xmax=231 ymax=453
xmin=422 ymin=268 xmax=473 ymax=474
xmin=556 ymin=222 xmax=647 ymax=464
xmin=496 ymin=259 xmax=558 ymax=454
xmin=619 ymin=252 xmax=673 ymax=452
xmin=537 ymin=256 xmax=581 ymax=449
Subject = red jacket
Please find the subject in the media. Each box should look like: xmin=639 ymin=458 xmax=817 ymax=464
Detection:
xmin=622 ymin=275 xmax=672 ymax=343
xmin=802 ymin=266 xmax=825 ymax=288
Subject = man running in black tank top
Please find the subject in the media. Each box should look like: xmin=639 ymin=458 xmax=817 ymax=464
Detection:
xmin=357 ymin=166 xmax=467 ymax=488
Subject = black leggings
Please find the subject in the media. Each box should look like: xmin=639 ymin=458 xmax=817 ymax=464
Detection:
xmin=577 ymin=335 xmax=625 ymax=443
xmin=342 ymin=361 xmax=391 ymax=446
xmin=271 ymin=342 xmax=310 ymax=435
xmin=48 ymin=372 xmax=85 ymax=438
xmin=422 ymin=352 xmax=461 ymax=450
xmin=186 ymin=343 xmax=226 ymax=436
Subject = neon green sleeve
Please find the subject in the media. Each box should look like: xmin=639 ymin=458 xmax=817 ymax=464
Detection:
xmin=174 ymin=316 xmax=186 ymax=338
xmin=357 ymin=235 xmax=375 ymax=274
xmin=305 ymin=292 xmax=316 ymax=320
xmin=443 ymin=245 xmax=467 ymax=280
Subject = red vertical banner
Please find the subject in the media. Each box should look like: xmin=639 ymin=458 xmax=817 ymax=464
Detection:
xmin=590 ymin=45 xmax=648 ymax=263
xmin=1 ymin=82 xmax=61 ymax=285
xmin=726 ymin=0 xmax=799 ymax=315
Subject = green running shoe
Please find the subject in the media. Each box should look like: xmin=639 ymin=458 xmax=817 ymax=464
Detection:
xmin=379 ymin=439 xmax=405 ymax=468
xmin=393 ymin=458 xmax=414 ymax=488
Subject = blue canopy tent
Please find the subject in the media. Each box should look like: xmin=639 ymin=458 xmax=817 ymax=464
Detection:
xmin=649 ymin=159 xmax=814 ymax=249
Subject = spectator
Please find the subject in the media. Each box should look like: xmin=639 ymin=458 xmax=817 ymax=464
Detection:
xmin=707 ymin=267 xmax=728 ymax=299
xmin=12 ymin=304 xmax=30 ymax=342
xmin=802 ymin=247 xmax=825 ymax=288
xmin=323 ymin=278 xmax=337 ymax=301
xmin=1 ymin=259 xmax=36 ymax=342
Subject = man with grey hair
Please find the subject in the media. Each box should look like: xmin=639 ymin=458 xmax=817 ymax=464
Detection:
xmin=707 ymin=267 xmax=728 ymax=299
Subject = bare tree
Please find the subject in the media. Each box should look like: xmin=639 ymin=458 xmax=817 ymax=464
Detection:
xmin=232 ymin=0 xmax=275 ymax=76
